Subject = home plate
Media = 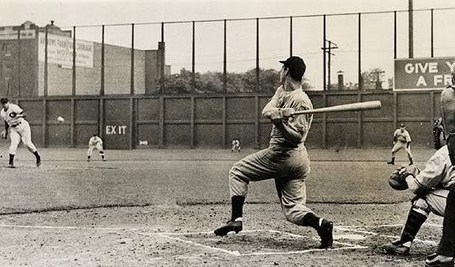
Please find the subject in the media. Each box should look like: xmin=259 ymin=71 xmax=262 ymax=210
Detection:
xmin=334 ymin=234 xmax=366 ymax=241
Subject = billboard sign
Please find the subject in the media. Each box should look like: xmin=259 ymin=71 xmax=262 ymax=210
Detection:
xmin=38 ymin=33 xmax=94 ymax=68
xmin=394 ymin=57 xmax=455 ymax=90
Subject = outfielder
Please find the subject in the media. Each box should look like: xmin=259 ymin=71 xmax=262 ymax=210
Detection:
xmin=425 ymin=72 xmax=455 ymax=267
xmin=388 ymin=123 xmax=413 ymax=166
xmin=0 ymin=98 xmax=41 ymax=168
xmin=383 ymin=145 xmax=455 ymax=257
xmin=231 ymin=139 xmax=240 ymax=153
xmin=87 ymin=133 xmax=106 ymax=162
xmin=213 ymin=56 xmax=333 ymax=249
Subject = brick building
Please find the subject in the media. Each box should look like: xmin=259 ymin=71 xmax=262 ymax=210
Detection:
xmin=0 ymin=21 xmax=167 ymax=97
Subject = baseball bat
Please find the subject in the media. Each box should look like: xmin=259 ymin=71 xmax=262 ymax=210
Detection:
xmin=292 ymin=100 xmax=381 ymax=115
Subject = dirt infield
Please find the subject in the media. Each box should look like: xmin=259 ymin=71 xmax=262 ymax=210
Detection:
xmin=0 ymin=147 xmax=442 ymax=266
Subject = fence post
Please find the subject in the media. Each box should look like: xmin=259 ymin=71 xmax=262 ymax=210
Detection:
xmin=289 ymin=16 xmax=293 ymax=57
xmin=322 ymin=92 xmax=327 ymax=148
xmin=192 ymin=21 xmax=196 ymax=92
xmin=129 ymin=97 xmax=134 ymax=149
xmin=358 ymin=13 xmax=362 ymax=90
xmin=159 ymin=96 xmax=165 ymax=148
xmin=223 ymin=19 xmax=227 ymax=93
xmin=222 ymin=96 xmax=227 ymax=148
xmin=256 ymin=18 xmax=260 ymax=92
xmin=71 ymin=98 xmax=75 ymax=148
xmin=72 ymin=26 xmax=76 ymax=96
xmin=394 ymin=11 xmax=397 ymax=59
xmin=430 ymin=9 xmax=434 ymax=58
xmin=322 ymin=15 xmax=326 ymax=91
xmin=131 ymin=23 xmax=135 ymax=95
xmin=44 ymin=25 xmax=48 ymax=97
xmin=190 ymin=96 xmax=195 ymax=148
xmin=42 ymin=99 xmax=47 ymax=147
xmin=101 ymin=25 xmax=105 ymax=95
xmin=357 ymin=93 xmax=362 ymax=148
xmin=255 ymin=96 xmax=260 ymax=149
xmin=17 ymin=28 xmax=21 ymax=97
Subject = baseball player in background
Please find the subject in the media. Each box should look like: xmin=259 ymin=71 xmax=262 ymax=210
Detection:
xmin=87 ymin=133 xmax=106 ymax=162
xmin=0 ymin=98 xmax=41 ymax=168
xmin=231 ymin=139 xmax=240 ymax=153
xmin=387 ymin=123 xmax=413 ymax=166
xmin=424 ymin=72 xmax=455 ymax=267
xmin=213 ymin=56 xmax=333 ymax=249
xmin=383 ymin=145 xmax=454 ymax=257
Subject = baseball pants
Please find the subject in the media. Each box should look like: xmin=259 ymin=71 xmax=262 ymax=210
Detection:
xmin=391 ymin=141 xmax=413 ymax=158
xmin=229 ymin=146 xmax=312 ymax=225
xmin=9 ymin=120 xmax=37 ymax=155
xmin=87 ymin=143 xmax=103 ymax=156
xmin=413 ymin=189 xmax=449 ymax=217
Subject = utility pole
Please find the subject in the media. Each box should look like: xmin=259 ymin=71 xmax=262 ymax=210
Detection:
xmin=321 ymin=40 xmax=338 ymax=90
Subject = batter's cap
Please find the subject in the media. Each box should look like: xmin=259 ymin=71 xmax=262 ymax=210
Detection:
xmin=279 ymin=56 xmax=306 ymax=82
xmin=400 ymin=123 xmax=405 ymax=127
xmin=0 ymin=98 xmax=8 ymax=104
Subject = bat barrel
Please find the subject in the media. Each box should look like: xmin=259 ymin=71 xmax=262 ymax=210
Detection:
xmin=292 ymin=100 xmax=382 ymax=115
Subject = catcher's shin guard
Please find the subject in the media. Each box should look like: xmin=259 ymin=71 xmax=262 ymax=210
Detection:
xmin=447 ymin=134 xmax=455 ymax=166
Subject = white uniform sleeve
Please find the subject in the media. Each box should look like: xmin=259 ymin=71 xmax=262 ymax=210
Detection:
xmin=11 ymin=104 xmax=23 ymax=114
xmin=407 ymin=146 xmax=448 ymax=194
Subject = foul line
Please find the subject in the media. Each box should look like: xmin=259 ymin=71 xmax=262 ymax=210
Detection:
xmin=136 ymin=231 xmax=241 ymax=256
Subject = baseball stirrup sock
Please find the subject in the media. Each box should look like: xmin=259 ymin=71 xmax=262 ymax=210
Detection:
xmin=301 ymin=213 xmax=321 ymax=229
xmin=400 ymin=208 xmax=428 ymax=243
xmin=437 ymin=187 xmax=455 ymax=256
xmin=8 ymin=154 xmax=14 ymax=165
xmin=33 ymin=151 xmax=40 ymax=160
xmin=231 ymin=196 xmax=245 ymax=221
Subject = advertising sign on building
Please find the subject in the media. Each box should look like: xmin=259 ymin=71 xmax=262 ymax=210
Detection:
xmin=394 ymin=57 xmax=455 ymax=90
xmin=0 ymin=29 xmax=36 ymax=40
xmin=38 ymin=33 xmax=94 ymax=68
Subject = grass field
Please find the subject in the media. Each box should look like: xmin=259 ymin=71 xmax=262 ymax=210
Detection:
xmin=0 ymin=147 xmax=442 ymax=266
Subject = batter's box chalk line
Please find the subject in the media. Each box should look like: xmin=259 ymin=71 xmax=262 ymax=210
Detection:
xmin=337 ymin=224 xmax=439 ymax=246
xmin=138 ymin=229 xmax=368 ymax=257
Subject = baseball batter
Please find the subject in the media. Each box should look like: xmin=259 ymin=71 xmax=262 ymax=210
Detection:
xmin=0 ymin=98 xmax=41 ymax=168
xmin=231 ymin=139 xmax=240 ymax=152
xmin=383 ymin=145 xmax=455 ymax=256
xmin=387 ymin=123 xmax=413 ymax=165
xmin=213 ymin=56 xmax=333 ymax=249
xmin=87 ymin=133 xmax=106 ymax=162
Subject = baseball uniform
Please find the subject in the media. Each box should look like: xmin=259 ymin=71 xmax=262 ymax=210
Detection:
xmin=87 ymin=135 xmax=105 ymax=161
xmin=388 ymin=127 xmax=413 ymax=165
xmin=231 ymin=139 xmax=240 ymax=152
xmin=383 ymin=145 xmax=455 ymax=256
xmin=0 ymin=102 xmax=40 ymax=167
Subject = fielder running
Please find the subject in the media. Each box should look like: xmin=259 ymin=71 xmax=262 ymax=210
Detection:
xmin=382 ymin=145 xmax=455 ymax=256
xmin=388 ymin=123 xmax=413 ymax=166
xmin=213 ymin=56 xmax=333 ymax=249
xmin=0 ymin=98 xmax=41 ymax=168
xmin=87 ymin=133 xmax=106 ymax=162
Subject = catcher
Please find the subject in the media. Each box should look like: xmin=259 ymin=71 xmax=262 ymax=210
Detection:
xmin=382 ymin=145 xmax=455 ymax=256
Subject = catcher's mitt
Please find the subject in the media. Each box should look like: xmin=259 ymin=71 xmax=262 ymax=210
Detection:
xmin=433 ymin=117 xmax=446 ymax=149
xmin=388 ymin=166 xmax=416 ymax=191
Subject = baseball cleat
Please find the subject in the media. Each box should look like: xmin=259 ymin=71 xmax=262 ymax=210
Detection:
xmin=317 ymin=219 xmax=333 ymax=249
xmin=36 ymin=159 xmax=41 ymax=167
xmin=425 ymin=253 xmax=454 ymax=267
xmin=214 ymin=220 xmax=242 ymax=236
xmin=381 ymin=240 xmax=410 ymax=256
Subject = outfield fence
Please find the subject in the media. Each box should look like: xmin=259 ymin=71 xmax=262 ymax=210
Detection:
xmin=12 ymin=89 xmax=439 ymax=149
